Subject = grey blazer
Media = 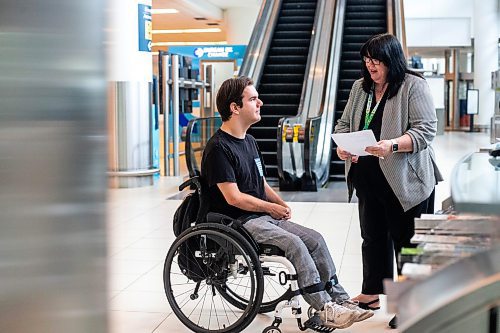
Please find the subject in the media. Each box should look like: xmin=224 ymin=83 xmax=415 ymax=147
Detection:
xmin=335 ymin=74 xmax=443 ymax=212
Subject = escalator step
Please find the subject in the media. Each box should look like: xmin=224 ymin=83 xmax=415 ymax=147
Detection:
xmin=283 ymin=0 xmax=317 ymax=3
xmin=344 ymin=19 xmax=386 ymax=28
xmin=258 ymin=93 xmax=301 ymax=104
xmin=280 ymin=9 xmax=316 ymax=16
xmin=261 ymin=152 xmax=278 ymax=165
xmin=342 ymin=35 xmax=376 ymax=44
xmin=342 ymin=42 xmax=365 ymax=52
xmin=336 ymin=89 xmax=352 ymax=98
xmin=345 ymin=11 xmax=385 ymax=20
xmin=259 ymin=115 xmax=288 ymax=127
xmin=268 ymin=47 xmax=310 ymax=56
xmin=348 ymin=0 xmax=385 ymax=5
xmin=339 ymin=69 xmax=362 ymax=79
xmin=272 ymin=38 xmax=311 ymax=47
xmin=257 ymin=103 xmax=299 ymax=114
xmin=343 ymin=26 xmax=386 ymax=35
xmin=265 ymin=165 xmax=278 ymax=178
xmin=253 ymin=139 xmax=277 ymax=152
xmin=339 ymin=79 xmax=357 ymax=90
xmin=276 ymin=23 xmax=314 ymax=31
xmin=278 ymin=16 xmax=314 ymax=24
xmin=342 ymin=51 xmax=361 ymax=61
xmin=341 ymin=59 xmax=362 ymax=69
xmin=260 ymin=73 xmax=305 ymax=83
xmin=248 ymin=127 xmax=279 ymax=140
xmin=274 ymin=31 xmax=312 ymax=39
xmin=282 ymin=2 xmax=317 ymax=10
xmin=259 ymin=83 xmax=303 ymax=93
xmin=267 ymin=55 xmax=308 ymax=64
xmin=346 ymin=5 xmax=385 ymax=12
xmin=264 ymin=64 xmax=307 ymax=74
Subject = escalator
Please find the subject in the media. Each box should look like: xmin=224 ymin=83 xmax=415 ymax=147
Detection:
xmin=246 ymin=0 xmax=319 ymax=181
xmin=240 ymin=0 xmax=405 ymax=190
xmin=329 ymin=0 xmax=388 ymax=181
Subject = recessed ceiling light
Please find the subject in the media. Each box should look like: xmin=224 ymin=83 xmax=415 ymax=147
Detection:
xmin=151 ymin=9 xmax=178 ymax=14
xmin=152 ymin=28 xmax=222 ymax=34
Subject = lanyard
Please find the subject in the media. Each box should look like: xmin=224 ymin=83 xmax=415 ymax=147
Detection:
xmin=363 ymin=88 xmax=382 ymax=130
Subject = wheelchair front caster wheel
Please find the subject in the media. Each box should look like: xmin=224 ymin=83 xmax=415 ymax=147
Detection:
xmin=263 ymin=326 xmax=282 ymax=333
xmin=307 ymin=305 xmax=315 ymax=319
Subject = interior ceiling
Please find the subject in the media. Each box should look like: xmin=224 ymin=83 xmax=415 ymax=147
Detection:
xmin=152 ymin=0 xmax=261 ymax=51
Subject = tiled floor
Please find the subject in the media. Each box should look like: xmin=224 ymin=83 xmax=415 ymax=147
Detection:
xmin=108 ymin=131 xmax=492 ymax=333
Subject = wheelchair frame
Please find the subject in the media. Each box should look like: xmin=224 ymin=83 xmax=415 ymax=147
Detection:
xmin=163 ymin=177 xmax=335 ymax=333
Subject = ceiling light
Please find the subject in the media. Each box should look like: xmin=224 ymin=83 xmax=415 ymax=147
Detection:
xmin=151 ymin=41 xmax=228 ymax=46
xmin=152 ymin=28 xmax=221 ymax=34
xmin=151 ymin=9 xmax=178 ymax=14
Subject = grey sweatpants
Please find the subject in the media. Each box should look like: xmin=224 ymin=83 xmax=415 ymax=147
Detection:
xmin=243 ymin=215 xmax=349 ymax=310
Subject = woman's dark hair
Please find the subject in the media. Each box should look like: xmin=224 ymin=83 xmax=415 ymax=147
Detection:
xmin=360 ymin=33 xmax=422 ymax=99
xmin=216 ymin=76 xmax=254 ymax=121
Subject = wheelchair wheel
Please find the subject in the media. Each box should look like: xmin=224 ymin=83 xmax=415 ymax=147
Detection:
xmin=217 ymin=260 xmax=292 ymax=313
xmin=164 ymin=223 xmax=264 ymax=333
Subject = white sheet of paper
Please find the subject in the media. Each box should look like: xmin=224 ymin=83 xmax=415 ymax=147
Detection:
xmin=331 ymin=130 xmax=377 ymax=156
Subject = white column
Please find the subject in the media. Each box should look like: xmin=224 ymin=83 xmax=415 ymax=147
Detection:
xmin=224 ymin=7 xmax=260 ymax=45
xmin=108 ymin=0 xmax=157 ymax=187
xmin=473 ymin=0 xmax=498 ymax=126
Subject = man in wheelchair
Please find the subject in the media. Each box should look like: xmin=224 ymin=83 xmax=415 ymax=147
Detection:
xmin=200 ymin=76 xmax=373 ymax=329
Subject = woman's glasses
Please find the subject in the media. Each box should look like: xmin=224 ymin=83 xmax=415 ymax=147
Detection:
xmin=363 ymin=56 xmax=381 ymax=65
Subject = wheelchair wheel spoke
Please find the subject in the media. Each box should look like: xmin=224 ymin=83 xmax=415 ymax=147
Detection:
xmin=164 ymin=225 xmax=263 ymax=332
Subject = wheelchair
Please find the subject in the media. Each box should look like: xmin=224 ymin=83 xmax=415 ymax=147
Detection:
xmin=163 ymin=177 xmax=336 ymax=333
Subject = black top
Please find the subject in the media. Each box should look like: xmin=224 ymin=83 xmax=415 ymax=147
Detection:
xmin=350 ymin=91 xmax=392 ymax=195
xmin=201 ymin=129 xmax=267 ymax=219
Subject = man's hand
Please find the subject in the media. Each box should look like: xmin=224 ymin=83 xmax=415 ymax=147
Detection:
xmin=268 ymin=203 xmax=291 ymax=220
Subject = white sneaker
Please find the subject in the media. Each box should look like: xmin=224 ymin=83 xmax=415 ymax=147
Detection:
xmin=340 ymin=300 xmax=374 ymax=322
xmin=318 ymin=302 xmax=357 ymax=329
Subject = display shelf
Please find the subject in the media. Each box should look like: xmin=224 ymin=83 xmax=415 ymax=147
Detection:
xmin=451 ymin=152 xmax=500 ymax=214
xmin=386 ymin=151 xmax=500 ymax=333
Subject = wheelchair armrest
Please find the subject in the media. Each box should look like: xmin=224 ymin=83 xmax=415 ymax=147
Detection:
xmin=179 ymin=176 xmax=201 ymax=191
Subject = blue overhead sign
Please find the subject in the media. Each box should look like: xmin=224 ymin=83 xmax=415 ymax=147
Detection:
xmin=138 ymin=4 xmax=152 ymax=52
xmin=169 ymin=45 xmax=246 ymax=60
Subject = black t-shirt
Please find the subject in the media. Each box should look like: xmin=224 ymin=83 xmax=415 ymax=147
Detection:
xmin=201 ymin=129 xmax=267 ymax=219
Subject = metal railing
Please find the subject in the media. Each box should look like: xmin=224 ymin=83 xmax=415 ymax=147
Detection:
xmin=184 ymin=116 xmax=222 ymax=178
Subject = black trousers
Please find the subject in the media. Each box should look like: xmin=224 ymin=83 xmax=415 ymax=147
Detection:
xmin=351 ymin=158 xmax=435 ymax=295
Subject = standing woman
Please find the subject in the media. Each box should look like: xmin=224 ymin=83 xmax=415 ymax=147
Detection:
xmin=334 ymin=33 xmax=442 ymax=327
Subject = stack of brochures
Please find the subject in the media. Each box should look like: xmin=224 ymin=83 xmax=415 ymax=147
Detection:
xmin=398 ymin=213 xmax=499 ymax=279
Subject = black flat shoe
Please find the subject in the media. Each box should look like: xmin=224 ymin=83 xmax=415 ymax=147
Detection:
xmin=357 ymin=298 xmax=380 ymax=310
xmin=388 ymin=315 xmax=397 ymax=329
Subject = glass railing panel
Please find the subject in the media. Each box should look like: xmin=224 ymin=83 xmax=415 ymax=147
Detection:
xmin=185 ymin=116 xmax=222 ymax=177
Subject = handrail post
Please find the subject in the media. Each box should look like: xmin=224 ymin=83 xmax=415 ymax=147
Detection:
xmin=171 ymin=54 xmax=180 ymax=176
xmin=161 ymin=52 xmax=170 ymax=176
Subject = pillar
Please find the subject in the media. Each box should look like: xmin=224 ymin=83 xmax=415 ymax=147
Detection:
xmin=0 ymin=0 xmax=107 ymax=331
xmin=473 ymin=0 xmax=498 ymax=127
xmin=108 ymin=0 xmax=158 ymax=187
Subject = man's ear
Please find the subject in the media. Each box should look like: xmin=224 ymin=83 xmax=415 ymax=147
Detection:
xmin=230 ymin=102 xmax=239 ymax=115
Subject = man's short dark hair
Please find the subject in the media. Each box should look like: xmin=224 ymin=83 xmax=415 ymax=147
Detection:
xmin=216 ymin=76 xmax=254 ymax=121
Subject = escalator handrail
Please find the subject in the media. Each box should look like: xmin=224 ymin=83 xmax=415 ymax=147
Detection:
xmin=301 ymin=0 xmax=345 ymax=186
xmin=276 ymin=0 xmax=340 ymax=186
xmin=239 ymin=0 xmax=282 ymax=86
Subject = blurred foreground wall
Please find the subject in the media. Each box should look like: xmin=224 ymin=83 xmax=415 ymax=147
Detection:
xmin=0 ymin=0 xmax=108 ymax=332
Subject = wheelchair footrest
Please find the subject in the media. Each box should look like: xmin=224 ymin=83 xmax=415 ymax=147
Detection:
xmin=301 ymin=315 xmax=336 ymax=332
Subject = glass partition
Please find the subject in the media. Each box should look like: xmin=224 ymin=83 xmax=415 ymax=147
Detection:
xmin=185 ymin=116 xmax=222 ymax=177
